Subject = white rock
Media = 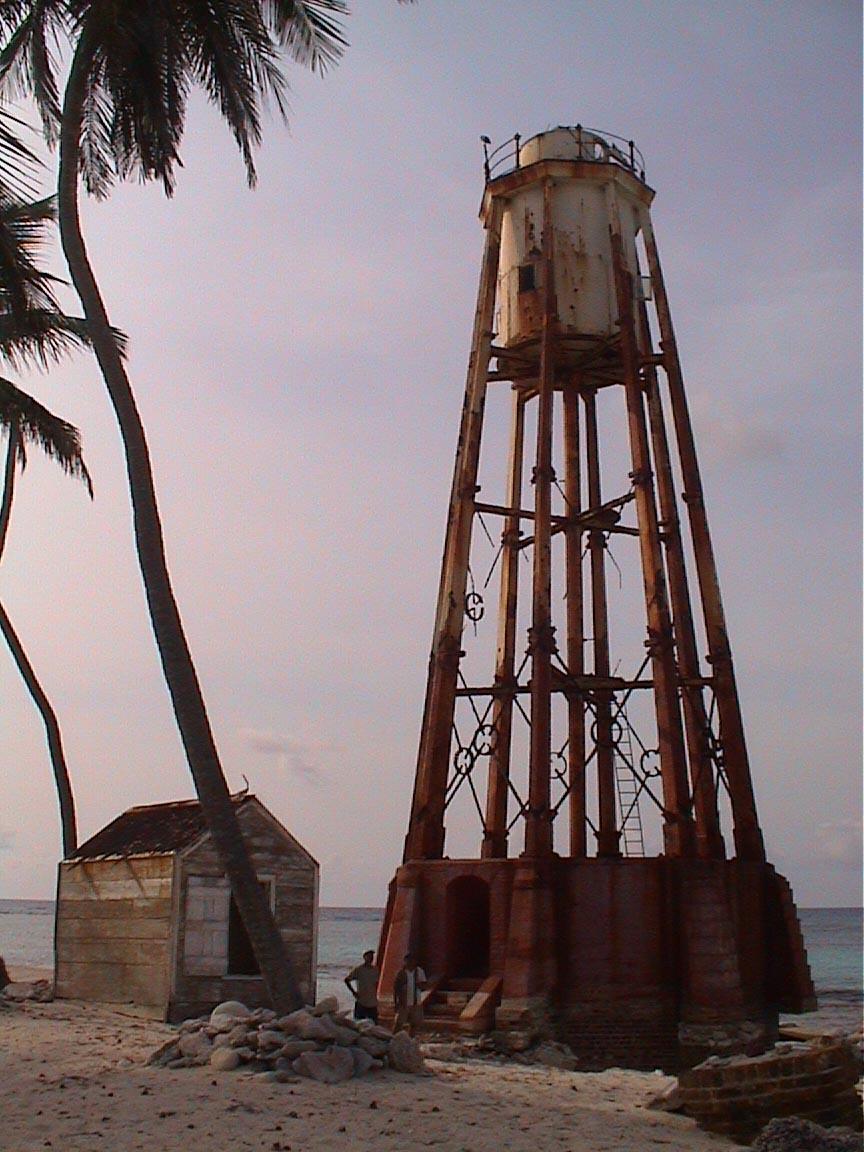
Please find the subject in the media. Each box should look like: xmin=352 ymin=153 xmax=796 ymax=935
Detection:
xmin=356 ymin=1036 xmax=390 ymax=1059
xmin=3 ymin=983 xmax=34 ymax=1002
xmin=179 ymin=1031 xmax=213 ymax=1059
xmin=210 ymin=1047 xmax=241 ymax=1071
xmin=293 ymin=1047 xmax=355 ymax=1084
xmin=316 ymin=1015 xmax=357 ymax=1046
xmin=311 ymin=996 xmax=339 ymax=1017
xmin=388 ymin=1030 xmax=425 ymax=1074
xmin=210 ymin=1000 xmax=250 ymax=1023
xmin=278 ymin=1009 xmax=314 ymax=1036
xmin=530 ymin=1041 xmax=578 ymax=1071
xmin=358 ymin=1023 xmax=394 ymax=1040
xmin=278 ymin=1039 xmax=320 ymax=1059
xmin=351 ymin=1047 xmax=376 ymax=1077
xmin=256 ymin=1029 xmax=284 ymax=1050
xmin=292 ymin=1012 xmax=333 ymax=1042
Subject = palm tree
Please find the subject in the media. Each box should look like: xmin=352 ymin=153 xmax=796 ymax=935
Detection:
xmin=0 ymin=108 xmax=94 ymax=857
xmin=0 ymin=379 xmax=92 ymax=858
xmin=0 ymin=2 xmax=347 ymax=1013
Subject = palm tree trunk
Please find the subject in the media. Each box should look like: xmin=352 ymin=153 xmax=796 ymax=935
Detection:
xmin=0 ymin=416 xmax=17 ymax=559
xmin=0 ymin=420 xmax=77 ymax=856
xmin=0 ymin=599 xmax=77 ymax=856
xmin=57 ymin=35 xmax=303 ymax=1013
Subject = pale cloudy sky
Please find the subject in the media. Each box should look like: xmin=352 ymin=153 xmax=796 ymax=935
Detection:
xmin=1 ymin=1 xmax=860 ymax=906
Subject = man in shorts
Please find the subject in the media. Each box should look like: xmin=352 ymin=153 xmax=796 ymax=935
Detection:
xmin=393 ymin=952 xmax=427 ymax=1035
xmin=345 ymin=950 xmax=380 ymax=1022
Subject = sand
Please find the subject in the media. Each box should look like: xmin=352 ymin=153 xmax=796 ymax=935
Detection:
xmin=1 ymin=967 xmax=738 ymax=1152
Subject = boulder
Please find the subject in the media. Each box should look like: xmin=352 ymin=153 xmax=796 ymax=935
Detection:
xmin=316 ymin=1015 xmax=358 ymax=1046
xmin=210 ymin=1000 xmax=250 ymax=1023
xmin=255 ymin=1030 xmax=284 ymax=1051
xmin=388 ymin=1030 xmax=425 ymax=1074
xmin=0 ymin=955 xmax=10 ymax=989
xmin=752 ymin=1117 xmax=864 ymax=1152
xmin=293 ymin=1013 xmax=333 ymax=1042
xmin=351 ymin=1047 xmax=376 ymax=1077
xmin=529 ymin=1041 xmax=578 ymax=1071
xmin=293 ymin=1047 xmax=356 ymax=1084
xmin=249 ymin=1008 xmax=277 ymax=1026
xmin=147 ymin=1038 xmax=181 ymax=1067
xmin=335 ymin=1012 xmax=363 ymax=1032
xmin=260 ymin=1069 xmax=297 ymax=1083
xmin=356 ymin=1036 xmax=390 ymax=1059
xmin=3 ymin=981 xmax=53 ymax=1003
xmin=179 ymin=1031 xmax=213 ymax=1059
xmin=277 ymin=1039 xmax=320 ymax=1060
xmin=210 ymin=1047 xmax=241 ymax=1072
xmin=357 ymin=1022 xmax=394 ymax=1041
xmin=311 ymin=996 xmax=339 ymax=1017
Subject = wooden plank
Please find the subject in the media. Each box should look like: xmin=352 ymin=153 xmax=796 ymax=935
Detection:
xmin=57 ymin=897 xmax=172 ymax=919
xmin=61 ymin=857 xmax=173 ymax=879
xmin=55 ymin=937 xmax=170 ymax=966
xmin=55 ymin=960 xmax=169 ymax=1007
xmin=59 ymin=875 xmax=173 ymax=901
xmin=58 ymin=916 xmax=171 ymax=942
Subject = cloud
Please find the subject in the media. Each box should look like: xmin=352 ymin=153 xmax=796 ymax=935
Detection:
xmin=696 ymin=413 xmax=786 ymax=467
xmin=238 ymin=728 xmax=327 ymax=783
xmin=813 ymin=820 xmax=862 ymax=866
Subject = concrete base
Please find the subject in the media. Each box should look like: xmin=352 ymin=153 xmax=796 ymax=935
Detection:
xmin=377 ymin=856 xmax=815 ymax=1071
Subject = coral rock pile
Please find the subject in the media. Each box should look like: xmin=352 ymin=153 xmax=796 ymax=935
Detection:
xmin=148 ymin=997 xmax=424 ymax=1082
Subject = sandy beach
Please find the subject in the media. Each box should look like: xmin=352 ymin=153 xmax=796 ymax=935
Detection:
xmin=0 ymin=968 xmax=740 ymax=1152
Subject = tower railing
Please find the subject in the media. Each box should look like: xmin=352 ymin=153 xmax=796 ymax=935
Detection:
xmin=482 ymin=125 xmax=647 ymax=184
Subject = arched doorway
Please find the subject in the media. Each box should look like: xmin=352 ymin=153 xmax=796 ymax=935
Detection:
xmin=446 ymin=875 xmax=490 ymax=979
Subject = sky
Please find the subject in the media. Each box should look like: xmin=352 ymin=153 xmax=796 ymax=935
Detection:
xmin=0 ymin=1 xmax=860 ymax=907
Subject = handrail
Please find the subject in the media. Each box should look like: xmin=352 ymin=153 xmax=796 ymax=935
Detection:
xmin=481 ymin=125 xmax=646 ymax=184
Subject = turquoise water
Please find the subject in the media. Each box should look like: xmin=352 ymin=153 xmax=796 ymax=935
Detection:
xmin=1 ymin=901 xmax=860 ymax=1031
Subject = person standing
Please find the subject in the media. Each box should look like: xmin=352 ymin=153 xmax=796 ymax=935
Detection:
xmin=344 ymin=949 xmax=380 ymax=1022
xmin=393 ymin=952 xmax=427 ymax=1035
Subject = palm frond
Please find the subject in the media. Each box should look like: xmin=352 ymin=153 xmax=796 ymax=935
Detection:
xmin=262 ymin=1 xmax=349 ymax=74
xmin=0 ymin=104 xmax=40 ymax=200
xmin=0 ymin=190 xmax=64 ymax=317
xmin=0 ymin=308 xmax=100 ymax=367
xmin=0 ymin=374 xmax=92 ymax=495
xmin=0 ymin=2 xmax=67 ymax=143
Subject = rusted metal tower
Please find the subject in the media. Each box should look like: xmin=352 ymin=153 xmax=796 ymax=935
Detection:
xmin=378 ymin=127 xmax=814 ymax=1068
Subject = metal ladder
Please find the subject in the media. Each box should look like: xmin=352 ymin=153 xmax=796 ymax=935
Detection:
xmin=614 ymin=714 xmax=645 ymax=857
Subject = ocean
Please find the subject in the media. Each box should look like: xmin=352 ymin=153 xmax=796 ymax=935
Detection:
xmin=1 ymin=901 xmax=860 ymax=1033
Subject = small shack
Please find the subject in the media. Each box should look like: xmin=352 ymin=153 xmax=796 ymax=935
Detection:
xmin=55 ymin=794 xmax=318 ymax=1021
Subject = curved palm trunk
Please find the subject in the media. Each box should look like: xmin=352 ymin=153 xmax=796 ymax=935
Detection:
xmin=0 ymin=421 xmax=77 ymax=856
xmin=57 ymin=37 xmax=303 ymax=1013
xmin=0 ymin=599 xmax=77 ymax=856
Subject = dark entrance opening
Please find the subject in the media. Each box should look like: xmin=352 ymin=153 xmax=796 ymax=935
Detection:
xmin=446 ymin=875 xmax=490 ymax=979
xmin=227 ymin=895 xmax=259 ymax=975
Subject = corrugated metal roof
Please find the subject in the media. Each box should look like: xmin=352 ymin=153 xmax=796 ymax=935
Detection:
xmin=68 ymin=795 xmax=253 ymax=860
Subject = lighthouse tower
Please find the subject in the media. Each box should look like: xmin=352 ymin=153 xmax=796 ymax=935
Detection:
xmin=378 ymin=127 xmax=814 ymax=1068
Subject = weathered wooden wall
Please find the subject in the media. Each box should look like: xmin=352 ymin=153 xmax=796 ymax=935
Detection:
xmin=169 ymin=802 xmax=318 ymax=1020
xmin=54 ymin=856 xmax=174 ymax=1012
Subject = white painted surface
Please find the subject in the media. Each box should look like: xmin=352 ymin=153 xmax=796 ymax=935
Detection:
xmin=497 ymin=134 xmax=645 ymax=344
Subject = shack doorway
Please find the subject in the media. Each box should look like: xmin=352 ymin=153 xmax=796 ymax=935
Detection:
xmin=446 ymin=876 xmax=490 ymax=979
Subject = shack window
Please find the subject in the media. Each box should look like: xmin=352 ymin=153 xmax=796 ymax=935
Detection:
xmin=227 ymin=879 xmax=274 ymax=976
xmin=518 ymin=263 xmax=537 ymax=293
